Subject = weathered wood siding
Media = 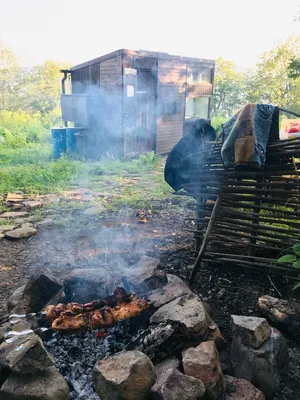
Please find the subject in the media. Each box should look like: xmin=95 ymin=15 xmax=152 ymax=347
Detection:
xmin=156 ymin=59 xmax=187 ymax=154
xmin=71 ymin=55 xmax=123 ymax=155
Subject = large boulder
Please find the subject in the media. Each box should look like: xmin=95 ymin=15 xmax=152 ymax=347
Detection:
xmin=63 ymin=268 xmax=115 ymax=303
xmin=154 ymin=357 xmax=180 ymax=376
xmin=231 ymin=327 xmax=288 ymax=398
xmin=150 ymin=294 xmax=208 ymax=340
xmin=150 ymin=368 xmax=205 ymax=400
xmin=21 ymin=271 xmax=63 ymax=313
xmin=182 ymin=341 xmax=224 ymax=400
xmin=0 ymin=327 xmax=4 ymax=345
xmin=258 ymin=295 xmax=300 ymax=339
xmin=5 ymin=226 xmax=37 ymax=239
xmin=231 ymin=315 xmax=271 ymax=348
xmin=148 ymin=276 xmax=192 ymax=309
xmin=122 ymin=256 xmax=167 ymax=294
xmin=224 ymin=375 xmax=265 ymax=400
xmin=0 ymin=366 xmax=70 ymax=400
xmin=7 ymin=285 xmax=25 ymax=313
xmin=93 ymin=350 xmax=156 ymax=400
xmin=0 ymin=333 xmax=54 ymax=374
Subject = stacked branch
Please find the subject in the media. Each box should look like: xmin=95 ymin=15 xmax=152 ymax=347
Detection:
xmin=173 ymin=138 xmax=300 ymax=281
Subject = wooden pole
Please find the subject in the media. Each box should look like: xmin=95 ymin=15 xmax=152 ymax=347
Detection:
xmin=190 ymin=195 xmax=223 ymax=284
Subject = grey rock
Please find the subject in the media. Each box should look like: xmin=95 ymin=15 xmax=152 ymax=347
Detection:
xmin=7 ymin=285 xmax=26 ymax=313
xmin=0 ymin=327 xmax=4 ymax=345
xmin=182 ymin=341 xmax=224 ymax=400
xmin=93 ymin=350 xmax=156 ymax=400
xmin=0 ymin=366 xmax=70 ymax=400
xmin=231 ymin=315 xmax=271 ymax=348
xmin=166 ymin=274 xmax=188 ymax=285
xmin=154 ymin=357 xmax=180 ymax=376
xmin=5 ymin=226 xmax=37 ymax=239
xmin=0 ymin=333 xmax=54 ymax=374
xmin=224 ymin=375 xmax=265 ymax=400
xmin=258 ymin=295 xmax=300 ymax=339
xmin=231 ymin=327 xmax=288 ymax=398
xmin=150 ymin=294 xmax=208 ymax=340
xmin=11 ymin=218 xmax=27 ymax=225
xmin=0 ymin=225 xmax=16 ymax=233
xmin=21 ymin=222 xmax=34 ymax=228
xmin=64 ymin=268 xmax=115 ymax=303
xmin=22 ymin=200 xmax=43 ymax=209
xmin=148 ymin=277 xmax=192 ymax=309
xmin=0 ymin=234 xmax=4 ymax=240
xmin=150 ymin=368 xmax=205 ymax=400
xmin=122 ymin=256 xmax=167 ymax=294
xmin=1 ymin=211 xmax=28 ymax=218
xmin=22 ymin=271 xmax=63 ymax=313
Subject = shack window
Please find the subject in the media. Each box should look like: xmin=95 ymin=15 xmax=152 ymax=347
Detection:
xmin=185 ymin=97 xmax=209 ymax=119
xmin=160 ymin=101 xmax=180 ymax=116
xmin=187 ymin=66 xmax=211 ymax=85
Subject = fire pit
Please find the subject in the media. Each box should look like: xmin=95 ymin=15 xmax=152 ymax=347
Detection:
xmin=0 ymin=255 xmax=285 ymax=400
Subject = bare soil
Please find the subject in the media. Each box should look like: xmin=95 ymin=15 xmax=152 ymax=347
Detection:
xmin=0 ymin=199 xmax=300 ymax=399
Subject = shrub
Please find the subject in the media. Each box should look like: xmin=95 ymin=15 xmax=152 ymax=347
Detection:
xmin=0 ymin=110 xmax=50 ymax=148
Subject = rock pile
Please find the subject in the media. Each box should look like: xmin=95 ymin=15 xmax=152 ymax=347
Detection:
xmin=0 ymin=210 xmax=36 ymax=239
xmin=0 ymin=333 xmax=70 ymax=400
xmin=0 ymin=256 xmax=290 ymax=400
xmin=231 ymin=315 xmax=288 ymax=398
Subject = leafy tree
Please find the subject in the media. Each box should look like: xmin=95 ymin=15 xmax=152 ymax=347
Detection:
xmin=0 ymin=42 xmax=20 ymax=110
xmin=288 ymin=58 xmax=300 ymax=80
xmin=246 ymin=36 xmax=300 ymax=113
xmin=211 ymin=58 xmax=246 ymax=118
xmin=15 ymin=60 xmax=68 ymax=116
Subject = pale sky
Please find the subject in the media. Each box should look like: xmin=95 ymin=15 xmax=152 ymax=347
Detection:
xmin=0 ymin=0 xmax=299 ymax=69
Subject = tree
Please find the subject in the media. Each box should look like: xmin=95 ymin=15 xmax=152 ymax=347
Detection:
xmin=288 ymin=58 xmax=300 ymax=80
xmin=246 ymin=36 xmax=300 ymax=113
xmin=211 ymin=58 xmax=246 ymax=118
xmin=0 ymin=42 xmax=20 ymax=110
xmin=16 ymin=60 xmax=69 ymax=115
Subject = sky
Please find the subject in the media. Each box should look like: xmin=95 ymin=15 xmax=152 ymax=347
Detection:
xmin=0 ymin=0 xmax=299 ymax=70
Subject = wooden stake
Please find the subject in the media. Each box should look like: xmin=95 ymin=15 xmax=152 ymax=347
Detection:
xmin=190 ymin=195 xmax=223 ymax=284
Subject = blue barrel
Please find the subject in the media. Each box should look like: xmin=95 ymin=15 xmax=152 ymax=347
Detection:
xmin=51 ymin=128 xmax=66 ymax=159
xmin=66 ymin=128 xmax=78 ymax=155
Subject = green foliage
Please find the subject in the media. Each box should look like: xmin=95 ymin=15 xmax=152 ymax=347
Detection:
xmin=247 ymin=36 xmax=300 ymax=113
xmin=0 ymin=110 xmax=49 ymax=147
xmin=0 ymin=41 xmax=20 ymax=110
xmin=211 ymin=115 xmax=227 ymax=138
xmin=277 ymin=242 xmax=300 ymax=290
xmin=288 ymin=58 xmax=300 ymax=80
xmin=211 ymin=57 xmax=246 ymax=118
xmin=277 ymin=254 xmax=297 ymax=263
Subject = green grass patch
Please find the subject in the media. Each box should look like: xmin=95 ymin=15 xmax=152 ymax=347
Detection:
xmin=0 ymin=146 xmax=167 ymax=205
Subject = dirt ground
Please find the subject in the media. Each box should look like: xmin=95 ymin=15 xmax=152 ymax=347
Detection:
xmin=0 ymin=198 xmax=300 ymax=399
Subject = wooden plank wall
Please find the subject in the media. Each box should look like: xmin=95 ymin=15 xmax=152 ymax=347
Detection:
xmin=99 ymin=56 xmax=123 ymax=149
xmin=71 ymin=55 xmax=123 ymax=155
xmin=156 ymin=59 xmax=187 ymax=154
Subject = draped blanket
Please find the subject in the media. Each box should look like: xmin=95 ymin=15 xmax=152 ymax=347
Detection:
xmin=221 ymin=104 xmax=278 ymax=169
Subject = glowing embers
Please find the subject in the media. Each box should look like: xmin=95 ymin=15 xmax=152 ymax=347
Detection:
xmin=45 ymin=287 xmax=149 ymax=333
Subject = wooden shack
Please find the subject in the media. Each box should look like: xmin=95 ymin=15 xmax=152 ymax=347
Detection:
xmin=61 ymin=49 xmax=215 ymax=157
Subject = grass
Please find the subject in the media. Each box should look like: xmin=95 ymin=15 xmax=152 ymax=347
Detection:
xmin=0 ymin=145 xmax=172 ymax=211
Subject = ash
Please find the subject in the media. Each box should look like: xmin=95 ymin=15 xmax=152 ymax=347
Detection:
xmin=45 ymin=321 xmax=135 ymax=400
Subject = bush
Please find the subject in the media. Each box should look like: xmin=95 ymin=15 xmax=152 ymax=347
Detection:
xmin=211 ymin=114 xmax=227 ymax=139
xmin=0 ymin=110 xmax=50 ymax=148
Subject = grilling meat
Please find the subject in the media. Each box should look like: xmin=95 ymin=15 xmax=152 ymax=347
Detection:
xmin=47 ymin=288 xmax=149 ymax=332
xmin=45 ymin=287 xmax=134 ymax=323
